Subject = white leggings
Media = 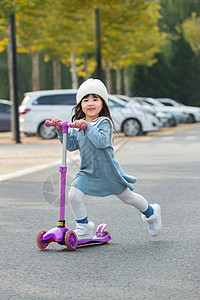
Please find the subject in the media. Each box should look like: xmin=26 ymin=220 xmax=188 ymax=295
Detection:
xmin=68 ymin=186 xmax=149 ymax=221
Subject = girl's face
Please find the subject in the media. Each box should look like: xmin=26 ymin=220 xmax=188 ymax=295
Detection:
xmin=81 ymin=94 xmax=103 ymax=122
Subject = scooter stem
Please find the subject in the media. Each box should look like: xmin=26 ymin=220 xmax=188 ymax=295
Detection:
xmin=59 ymin=166 xmax=67 ymax=225
xmin=44 ymin=120 xmax=86 ymax=227
xmin=58 ymin=121 xmax=69 ymax=227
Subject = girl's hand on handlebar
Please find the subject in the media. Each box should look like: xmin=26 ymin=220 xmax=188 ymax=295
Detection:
xmin=51 ymin=119 xmax=62 ymax=131
xmin=74 ymin=119 xmax=88 ymax=128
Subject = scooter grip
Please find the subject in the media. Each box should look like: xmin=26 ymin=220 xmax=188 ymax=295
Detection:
xmin=45 ymin=120 xmax=87 ymax=130
xmin=68 ymin=123 xmax=87 ymax=130
xmin=45 ymin=120 xmax=62 ymax=127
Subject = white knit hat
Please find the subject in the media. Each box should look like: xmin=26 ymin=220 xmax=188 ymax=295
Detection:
xmin=76 ymin=78 xmax=108 ymax=104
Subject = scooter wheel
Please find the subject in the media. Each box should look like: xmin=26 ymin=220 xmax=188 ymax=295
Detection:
xmin=36 ymin=229 xmax=50 ymax=250
xmin=65 ymin=230 xmax=78 ymax=251
xmin=103 ymin=231 xmax=111 ymax=244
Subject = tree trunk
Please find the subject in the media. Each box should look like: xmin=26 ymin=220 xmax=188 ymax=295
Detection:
xmin=124 ymin=66 xmax=129 ymax=96
xmin=116 ymin=65 xmax=121 ymax=95
xmin=105 ymin=62 xmax=112 ymax=93
xmin=53 ymin=59 xmax=61 ymax=89
xmin=8 ymin=17 xmax=20 ymax=143
xmin=70 ymin=52 xmax=78 ymax=89
xmin=7 ymin=23 xmax=14 ymax=107
xmin=7 ymin=22 xmax=14 ymax=140
xmin=32 ymin=52 xmax=40 ymax=91
xmin=84 ymin=57 xmax=89 ymax=80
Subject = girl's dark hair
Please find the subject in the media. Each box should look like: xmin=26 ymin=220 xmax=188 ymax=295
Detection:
xmin=72 ymin=94 xmax=118 ymax=133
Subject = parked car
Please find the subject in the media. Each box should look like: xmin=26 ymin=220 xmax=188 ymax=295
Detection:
xmin=132 ymin=97 xmax=189 ymax=126
xmin=19 ymin=90 xmax=77 ymax=139
xmin=0 ymin=100 xmax=11 ymax=132
xmin=157 ymin=98 xmax=200 ymax=123
xmin=19 ymin=89 xmax=162 ymax=139
xmin=114 ymin=94 xmax=172 ymax=128
xmin=108 ymin=95 xmax=161 ymax=136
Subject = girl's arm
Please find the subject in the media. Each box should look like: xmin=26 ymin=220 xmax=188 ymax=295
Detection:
xmin=56 ymin=130 xmax=79 ymax=151
xmin=85 ymin=119 xmax=112 ymax=148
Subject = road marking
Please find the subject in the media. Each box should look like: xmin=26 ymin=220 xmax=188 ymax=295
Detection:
xmin=161 ymin=136 xmax=174 ymax=141
xmin=0 ymin=153 xmax=80 ymax=182
xmin=186 ymin=136 xmax=197 ymax=140
xmin=0 ymin=160 xmax=61 ymax=182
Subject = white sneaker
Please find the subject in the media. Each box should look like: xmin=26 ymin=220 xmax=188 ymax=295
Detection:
xmin=142 ymin=204 xmax=162 ymax=237
xmin=74 ymin=221 xmax=94 ymax=240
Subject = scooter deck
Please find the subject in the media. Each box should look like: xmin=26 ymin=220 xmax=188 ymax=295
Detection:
xmin=78 ymin=234 xmax=111 ymax=246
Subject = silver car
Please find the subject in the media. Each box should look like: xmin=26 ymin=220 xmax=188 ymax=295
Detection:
xmin=0 ymin=100 xmax=11 ymax=132
xmin=114 ymin=95 xmax=172 ymax=128
xmin=157 ymin=98 xmax=200 ymax=123
xmin=133 ymin=97 xmax=189 ymax=126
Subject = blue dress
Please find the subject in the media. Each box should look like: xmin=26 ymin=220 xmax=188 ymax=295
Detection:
xmin=57 ymin=117 xmax=137 ymax=197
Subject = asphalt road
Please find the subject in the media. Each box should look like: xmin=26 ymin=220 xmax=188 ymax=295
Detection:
xmin=0 ymin=124 xmax=200 ymax=300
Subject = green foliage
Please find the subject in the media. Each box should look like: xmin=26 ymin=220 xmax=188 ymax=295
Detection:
xmin=0 ymin=50 xmax=9 ymax=99
xmin=159 ymin=0 xmax=200 ymax=33
xmin=17 ymin=53 xmax=32 ymax=100
xmin=134 ymin=0 xmax=200 ymax=106
xmin=133 ymin=52 xmax=174 ymax=98
xmin=184 ymin=53 xmax=200 ymax=106
xmin=182 ymin=12 xmax=200 ymax=53
xmin=133 ymin=33 xmax=200 ymax=106
xmin=0 ymin=0 xmax=199 ymax=106
xmin=170 ymin=34 xmax=195 ymax=103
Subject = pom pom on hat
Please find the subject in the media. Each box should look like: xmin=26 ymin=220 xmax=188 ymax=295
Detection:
xmin=76 ymin=78 xmax=108 ymax=104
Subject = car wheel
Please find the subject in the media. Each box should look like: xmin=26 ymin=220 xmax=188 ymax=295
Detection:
xmin=168 ymin=117 xmax=177 ymax=127
xmin=188 ymin=114 xmax=196 ymax=123
xmin=25 ymin=133 xmax=35 ymax=137
xmin=38 ymin=121 xmax=57 ymax=139
xmin=121 ymin=118 xmax=142 ymax=136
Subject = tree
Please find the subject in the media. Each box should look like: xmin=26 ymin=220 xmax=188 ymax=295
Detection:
xmin=133 ymin=0 xmax=200 ymax=106
xmin=0 ymin=0 xmax=46 ymax=91
xmin=0 ymin=0 xmax=23 ymax=142
xmin=159 ymin=0 xmax=200 ymax=33
xmin=0 ymin=0 xmax=175 ymax=100
xmin=133 ymin=52 xmax=174 ymax=97
xmin=182 ymin=12 xmax=200 ymax=54
xmin=47 ymin=0 xmax=166 ymax=93
xmin=17 ymin=1 xmax=52 ymax=90
xmin=100 ymin=0 xmax=166 ymax=93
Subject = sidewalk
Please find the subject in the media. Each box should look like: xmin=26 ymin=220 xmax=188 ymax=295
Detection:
xmin=0 ymin=132 xmax=63 ymax=181
xmin=0 ymin=124 xmax=196 ymax=182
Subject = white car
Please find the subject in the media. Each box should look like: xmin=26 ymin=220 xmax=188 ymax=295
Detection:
xmin=19 ymin=90 xmax=161 ymax=139
xmin=157 ymin=98 xmax=200 ymax=123
xmin=108 ymin=95 xmax=161 ymax=136
xmin=114 ymin=94 xmax=172 ymax=128
xmin=133 ymin=97 xmax=189 ymax=126
xmin=19 ymin=90 xmax=78 ymax=139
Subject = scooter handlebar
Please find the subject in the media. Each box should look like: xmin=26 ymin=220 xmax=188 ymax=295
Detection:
xmin=44 ymin=120 xmax=87 ymax=130
xmin=45 ymin=120 xmax=62 ymax=127
xmin=68 ymin=122 xmax=87 ymax=130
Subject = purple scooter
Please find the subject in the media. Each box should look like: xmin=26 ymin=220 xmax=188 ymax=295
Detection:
xmin=36 ymin=120 xmax=111 ymax=251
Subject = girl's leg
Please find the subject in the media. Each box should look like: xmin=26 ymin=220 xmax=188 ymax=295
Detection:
xmin=68 ymin=186 xmax=87 ymax=222
xmin=117 ymin=187 xmax=149 ymax=213
xmin=117 ymin=188 xmax=162 ymax=236
xmin=68 ymin=186 xmax=94 ymax=239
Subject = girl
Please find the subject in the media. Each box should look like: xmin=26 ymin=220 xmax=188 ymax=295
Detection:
xmin=52 ymin=78 xmax=162 ymax=240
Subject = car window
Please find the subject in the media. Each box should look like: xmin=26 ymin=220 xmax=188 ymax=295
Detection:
xmin=146 ymin=100 xmax=164 ymax=107
xmin=145 ymin=101 xmax=154 ymax=106
xmin=108 ymin=99 xmax=124 ymax=108
xmin=34 ymin=94 xmax=76 ymax=105
xmin=21 ymin=95 xmax=30 ymax=105
xmin=0 ymin=103 xmax=11 ymax=113
xmin=162 ymin=102 xmax=173 ymax=106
